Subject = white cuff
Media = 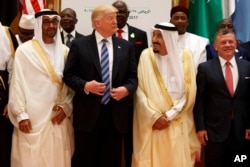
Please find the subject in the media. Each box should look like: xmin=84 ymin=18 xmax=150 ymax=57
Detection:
xmin=165 ymin=108 xmax=177 ymax=121
xmin=16 ymin=112 xmax=29 ymax=123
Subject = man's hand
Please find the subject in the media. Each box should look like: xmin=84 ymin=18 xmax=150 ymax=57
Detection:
xmin=245 ymin=129 xmax=250 ymax=140
xmin=197 ymin=130 xmax=208 ymax=146
xmin=110 ymin=86 xmax=129 ymax=101
xmin=3 ymin=104 xmax=9 ymax=119
xmin=19 ymin=119 xmax=32 ymax=133
xmin=52 ymin=106 xmax=66 ymax=125
xmin=84 ymin=80 xmax=106 ymax=95
xmin=152 ymin=115 xmax=170 ymax=130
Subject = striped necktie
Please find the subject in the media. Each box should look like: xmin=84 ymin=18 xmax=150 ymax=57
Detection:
xmin=101 ymin=39 xmax=110 ymax=104
xmin=66 ymin=34 xmax=72 ymax=47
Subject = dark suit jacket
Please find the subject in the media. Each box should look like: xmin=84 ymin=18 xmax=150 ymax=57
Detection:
xmin=127 ymin=24 xmax=148 ymax=64
xmin=240 ymin=41 xmax=250 ymax=61
xmin=194 ymin=57 xmax=250 ymax=142
xmin=206 ymin=44 xmax=248 ymax=61
xmin=63 ymin=31 xmax=138 ymax=134
xmin=60 ymin=31 xmax=84 ymax=44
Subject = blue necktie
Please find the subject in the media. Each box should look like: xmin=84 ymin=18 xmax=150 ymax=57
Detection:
xmin=101 ymin=39 xmax=110 ymax=104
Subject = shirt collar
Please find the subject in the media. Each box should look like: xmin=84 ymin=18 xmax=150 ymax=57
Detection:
xmin=219 ymin=56 xmax=236 ymax=68
xmin=117 ymin=24 xmax=128 ymax=34
xmin=62 ymin=30 xmax=76 ymax=38
xmin=95 ymin=31 xmax=112 ymax=44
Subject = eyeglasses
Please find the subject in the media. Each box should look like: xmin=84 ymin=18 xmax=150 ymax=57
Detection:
xmin=42 ymin=19 xmax=59 ymax=26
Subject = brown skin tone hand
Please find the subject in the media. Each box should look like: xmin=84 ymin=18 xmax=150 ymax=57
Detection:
xmin=197 ymin=130 xmax=208 ymax=146
xmin=18 ymin=106 xmax=66 ymax=133
xmin=110 ymin=86 xmax=128 ymax=101
xmin=51 ymin=105 xmax=66 ymax=125
xmin=19 ymin=119 xmax=32 ymax=133
xmin=2 ymin=104 xmax=9 ymax=119
xmin=152 ymin=115 xmax=170 ymax=130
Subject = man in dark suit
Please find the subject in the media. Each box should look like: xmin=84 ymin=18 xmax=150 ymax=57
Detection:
xmin=63 ymin=4 xmax=138 ymax=167
xmin=112 ymin=0 xmax=148 ymax=65
xmin=59 ymin=8 xmax=84 ymax=47
xmin=112 ymin=2 xmax=148 ymax=166
xmin=240 ymin=41 xmax=250 ymax=61
xmin=194 ymin=29 xmax=250 ymax=167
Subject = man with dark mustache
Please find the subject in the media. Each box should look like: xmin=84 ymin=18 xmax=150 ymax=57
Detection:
xmin=170 ymin=5 xmax=209 ymax=69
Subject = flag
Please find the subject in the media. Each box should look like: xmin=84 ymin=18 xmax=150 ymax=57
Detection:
xmin=232 ymin=0 xmax=250 ymax=43
xmin=21 ymin=0 xmax=47 ymax=14
xmin=187 ymin=0 xmax=223 ymax=43
xmin=0 ymin=0 xmax=18 ymax=26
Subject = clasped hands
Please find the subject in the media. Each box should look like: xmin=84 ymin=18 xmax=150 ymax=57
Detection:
xmin=18 ymin=105 xmax=66 ymax=133
xmin=84 ymin=80 xmax=128 ymax=101
xmin=152 ymin=115 xmax=170 ymax=130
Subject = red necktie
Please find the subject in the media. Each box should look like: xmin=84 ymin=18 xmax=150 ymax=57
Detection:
xmin=117 ymin=29 xmax=123 ymax=39
xmin=225 ymin=61 xmax=234 ymax=96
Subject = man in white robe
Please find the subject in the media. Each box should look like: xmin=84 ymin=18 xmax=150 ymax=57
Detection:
xmin=8 ymin=9 xmax=74 ymax=167
xmin=170 ymin=5 xmax=209 ymax=69
xmin=132 ymin=22 xmax=200 ymax=167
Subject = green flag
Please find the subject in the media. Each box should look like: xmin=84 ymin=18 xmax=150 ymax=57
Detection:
xmin=187 ymin=0 xmax=223 ymax=43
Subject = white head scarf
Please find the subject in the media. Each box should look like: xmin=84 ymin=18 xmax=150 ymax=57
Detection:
xmin=151 ymin=22 xmax=184 ymax=99
xmin=0 ymin=22 xmax=12 ymax=69
xmin=34 ymin=9 xmax=64 ymax=77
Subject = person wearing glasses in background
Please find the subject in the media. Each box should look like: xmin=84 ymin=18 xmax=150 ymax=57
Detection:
xmin=8 ymin=9 xmax=74 ymax=167
xmin=15 ymin=14 xmax=34 ymax=45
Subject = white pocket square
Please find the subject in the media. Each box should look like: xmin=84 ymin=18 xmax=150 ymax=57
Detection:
xmin=245 ymin=77 xmax=250 ymax=79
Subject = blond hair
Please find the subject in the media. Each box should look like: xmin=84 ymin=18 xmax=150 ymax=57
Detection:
xmin=91 ymin=5 xmax=117 ymax=28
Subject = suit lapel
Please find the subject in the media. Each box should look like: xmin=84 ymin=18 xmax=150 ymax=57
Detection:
xmin=88 ymin=32 xmax=102 ymax=77
xmin=75 ymin=31 xmax=81 ymax=38
xmin=127 ymin=24 xmax=136 ymax=43
xmin=212 ymin=57 xmax=232 ymax=95
xmin=60 ymin=32 xmax=65 ymax=44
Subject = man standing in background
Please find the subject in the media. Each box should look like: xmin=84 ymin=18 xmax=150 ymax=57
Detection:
xmin=60 ymin=8 xmax=84 ymax=48
xmin=170 ymin=5 xmax=209 ymax=69
xmin=112 ymin=0 xmax=148 ymax=65
xmin=112 ymin=1 xmax=148 ymax=166
xmin=15 ymin=14 xmax=34 ymax=45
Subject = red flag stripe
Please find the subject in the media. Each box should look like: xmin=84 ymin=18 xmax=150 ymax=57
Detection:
xmin=21 ymin=0 xmax=47 ymax=14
